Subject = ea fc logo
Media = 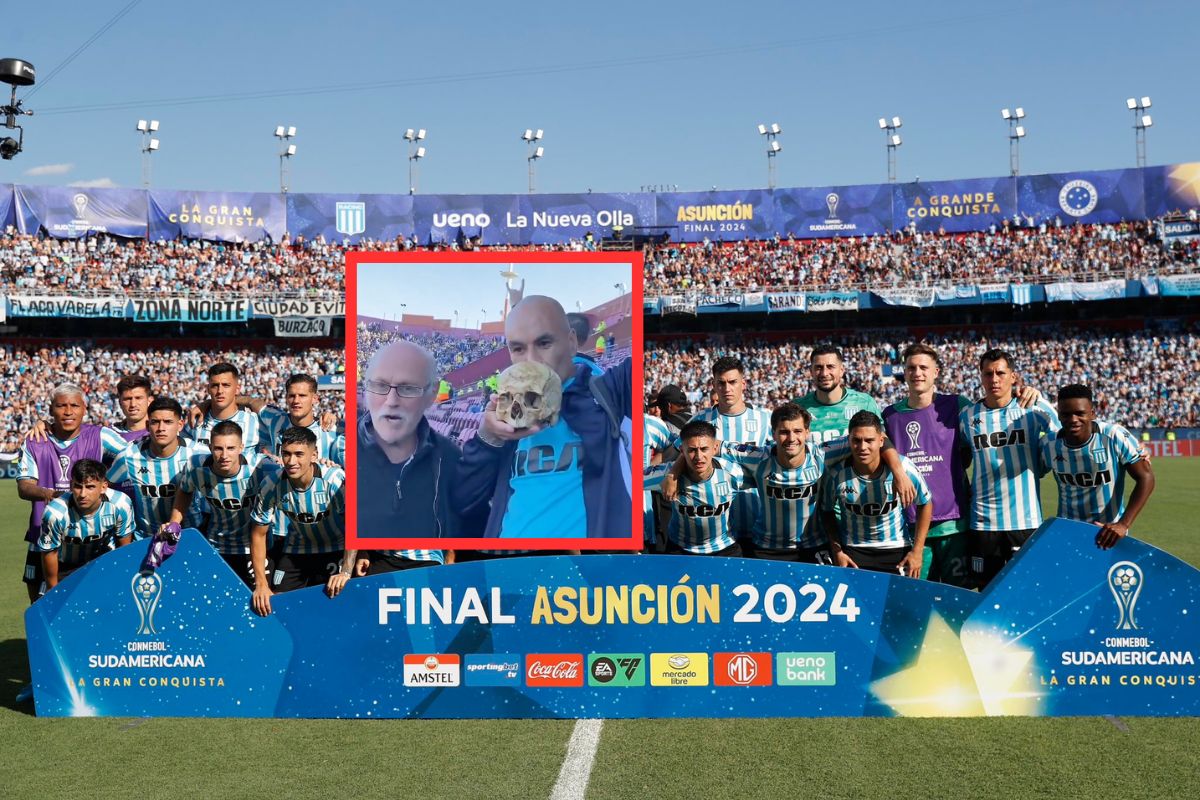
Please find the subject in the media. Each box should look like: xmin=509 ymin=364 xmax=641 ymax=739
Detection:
xmin=132 ymin=572 xmax=164 ymax=635
xmin=1058 ymin=180 xmax=1098 ymax=218
xmin=1108 ymin=561 xmax=1143 ymax=630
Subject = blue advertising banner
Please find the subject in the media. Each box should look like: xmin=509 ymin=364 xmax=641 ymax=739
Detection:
xmin=892 ymin=175 xmax=1017 ymax=233
xmin=14 ymin=185 xmax=148 ymax=239
xmin=1143 ymin=162 xmax=1200 ymax=218
xmin=128 ymin=296 xmax=250 ymax=323
xmin=512 ymin=193 xmax=654 ymax=245
xmin=774 ymin=183 xmax=892 ymax=239
xmin=1158 ymin=274 xmax=1200 ymax=296
xmin=655 ymin=189 xmax=773 ymax=243
xmin=148 ymin=190 xmax=286 ymax=243
xmin=1017 ymin=168 xmax=1145 ymax=226
xmin=412 ymin=194 xmax=522 ymax=245
xmin=286 ymin=192 xmax=415 ymax=244
xmin=26 ymin=519 xmax=1200 ymax=718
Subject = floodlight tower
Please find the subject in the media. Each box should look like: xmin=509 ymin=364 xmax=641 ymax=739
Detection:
xmin=878 ymin=116 xmax=903 ymax=182
xmin=1000 ymin=107 xmax=1026 ymax=176
xmin=136 ymin=120 xmax=160 ymax=188
xmin=522 ymin=129 xmax=544 ymax=193
xmin=758 ymin=123 xmax=782 ymax=189
xmin=274 ymin=125 xmax=297 ymax=193
xmin=1127 ymin=97 xmax=1153 ymax=168
xmin=404 ymin=128 xmax=426 ymax=194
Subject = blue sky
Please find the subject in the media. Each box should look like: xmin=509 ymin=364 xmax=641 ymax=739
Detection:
xmin=357 ymin=261 xmax=631 ymax=326
xmin=2 ymin=1 xmax=1194 ymax=195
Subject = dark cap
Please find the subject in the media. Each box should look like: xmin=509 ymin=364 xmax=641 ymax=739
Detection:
xmin=656 ymin=384 xmax=690 ymax=407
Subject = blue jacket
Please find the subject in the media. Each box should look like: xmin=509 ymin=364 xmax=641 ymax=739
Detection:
xmin=453 ymin=357 xmax=632 ymax=538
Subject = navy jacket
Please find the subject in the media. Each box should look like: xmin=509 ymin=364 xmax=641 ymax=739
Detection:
xmin=357 ymin=414 xmax=462 ymax=538
xmin=454 ymin=357 xmax=632 ymax=538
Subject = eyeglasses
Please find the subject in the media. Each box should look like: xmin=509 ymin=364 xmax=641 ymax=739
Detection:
xmin=362 ymin=379 xmax=428 ymax=398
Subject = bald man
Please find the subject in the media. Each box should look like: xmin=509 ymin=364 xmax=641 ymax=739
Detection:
xmin=454 ymin=295 xmax=634 ymax=540
xmin=356 ymin=340 xmax=457 ymax=569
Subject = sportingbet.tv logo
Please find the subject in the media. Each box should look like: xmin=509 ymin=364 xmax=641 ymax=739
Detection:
xmin=587 ymin=654 xmax=646 ymax=687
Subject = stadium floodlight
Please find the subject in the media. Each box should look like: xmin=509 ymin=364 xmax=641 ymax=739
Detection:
xmin=880 ymin=115 xmax=903 ymax=181
xmin=759 ymin=121 xmax=783 ymax=189
xmin=1003 ymin=104 xmax=1027 ymax=175
xmin=275 ymin=125 xmax=298 ymax=193
xmin=406 ymin=128 xmax=428 ymax=193
xmin=137 ymin=119 xmax=162 ymax=187
xmin=1128 ymin=96 xmax=1154 ymax=167
xmin=524 ymin=129 xmax=545 ymax=192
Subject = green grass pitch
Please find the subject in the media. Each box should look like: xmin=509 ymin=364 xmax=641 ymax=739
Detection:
xmin=1 ymin=462 xmax=1198 ymax=799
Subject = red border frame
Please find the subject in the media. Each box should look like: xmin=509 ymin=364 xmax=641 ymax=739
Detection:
xmin=346 ymin=250 xmax=644 ymax=551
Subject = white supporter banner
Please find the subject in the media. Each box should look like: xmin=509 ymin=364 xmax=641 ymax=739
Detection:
xmin=273 ymin=316 xmax=334 ymax=337
xmin=252 ymin=298 xmax=345 ymax=318
xmin=0 ymin=294 xmax=6 ymax=323
xmin=8 ymin=294 xmax=127 ymax=318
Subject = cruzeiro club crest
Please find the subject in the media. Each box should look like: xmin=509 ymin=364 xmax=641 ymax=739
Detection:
xmin=1108 ymin=561 xmax=1143 ymax=630
xmin=132 ymin=571 xmax=164 ymax=635
xmin=335 ymin=201 xmax=366 ymax=236
xmin=1058 ymin=179 xmax=1098 ymax=218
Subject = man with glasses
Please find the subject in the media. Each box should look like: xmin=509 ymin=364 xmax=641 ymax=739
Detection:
xmin=355 ymin=340 xmax=457 ymax=567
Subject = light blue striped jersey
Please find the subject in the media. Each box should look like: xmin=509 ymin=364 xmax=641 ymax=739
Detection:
xmin=644 ymin=460 xmax=744 ymax=553
xmin=251 ymin=464 xmax=346 ymax=555
xmin=259 ymin=407 xmax=346 ymax=465
xmin=720 ymin=437 xmax=851 ymax=549
xmin=35 ymin=491 xmax=137 ymax=567
xmin=643 ymin=416 xmax=673 ymax=468
xmin=175 ymin=451 xmax=278 ymax=555
xmin=685 ymin=406 xmax=773 ymax=447
xmin=959 ymin=397 xmax=1060 ymax=532
xmin=106 ymin=439 xmax=208 ymax=539
xmin=1039 ymin=420 xmax=1144 ymax=524
xmin=822 ymin=456 xmax=930 ymax=549
xmin=184 ymin=408 xmax=265 ymax=451
xmin=375 ymin=549 xmax=444 ymax=565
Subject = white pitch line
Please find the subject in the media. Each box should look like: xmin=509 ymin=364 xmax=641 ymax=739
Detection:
xmin=549 ymin=718 xmax=604 ymax=800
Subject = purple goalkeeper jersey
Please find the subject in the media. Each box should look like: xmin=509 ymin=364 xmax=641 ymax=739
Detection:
xmin=20 ymin=425 xmax=104 ymax=543
xmin=882 ymin=393 xmax=971 ymax=525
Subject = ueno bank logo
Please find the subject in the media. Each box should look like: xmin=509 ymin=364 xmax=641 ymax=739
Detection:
xmin=432 ymin=212 xmax=491 ymax=228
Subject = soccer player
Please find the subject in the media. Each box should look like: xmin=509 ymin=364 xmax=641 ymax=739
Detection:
xmin=35 ymin=459 xmax=136 ymax=593
xmin=249 ymin=427 xmax=347 ymax=615
xmin=822 ymin=411 xmax=932 ymax=576
xmin=455 ymin=296 xmax=633 ymax=539
xmin=106 ymin=397 xmax=208 ymax=539
xmin=16 ymin=383 xmax=129 ymax=602
xmin=1040 ymin=384 xmax=1155 ymax=549
xmin=260 ymin=374 xmax=346 ymax=465
xmin=960 ymin=348 xmax=1060 ymax=587
xmin=113 ymin=375 xmax=153 ymax=442
xmin=168 ymin=420 xmax=277 ymax=588
xmin=184 ymin=363 xmax=266 ymax=450
xmin=643 ymin=410 xmax=673 ymax=549
xmin=884 ymin=343 xmax=1048 ymax=585
xmin=644 ymin=420 xmax=745 ymax=556
xmin=721 ymin=403 xmax=915 ymax=562
xmin=684 ymin=356 xmax=772 ymax=541
xmin=795 ymin=345 xmax=882 ymax=445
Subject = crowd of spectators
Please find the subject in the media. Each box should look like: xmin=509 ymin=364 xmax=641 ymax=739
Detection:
xmin=645 ymin=321 xmax=1200 ymax=431
xmin=4 ymin=220 xmax=1197 ymax=298
xmin=0 ymin=343 xmax=345 ymax=453
xmin=643 ymin=221 xmax=1199 ymax=296
xmin=356 ymin=324 xmax=504 ymax=380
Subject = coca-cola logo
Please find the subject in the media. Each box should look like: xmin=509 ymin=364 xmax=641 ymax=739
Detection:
xmin=525 ymin=654 xmax=584 ymax=686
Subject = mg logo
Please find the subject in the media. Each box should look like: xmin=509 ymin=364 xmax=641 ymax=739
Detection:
xmin=335 ymin=202 xmax=366 ymax=236
xmin=726 ymin=653 xmax=758 ymax=685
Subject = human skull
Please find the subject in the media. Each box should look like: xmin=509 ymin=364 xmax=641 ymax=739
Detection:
xmin=495 ymin=361 xmax=562 ymax=428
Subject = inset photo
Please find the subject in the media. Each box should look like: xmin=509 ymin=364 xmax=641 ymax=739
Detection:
xmin=346 ymin=251 xmax=642 ymax=552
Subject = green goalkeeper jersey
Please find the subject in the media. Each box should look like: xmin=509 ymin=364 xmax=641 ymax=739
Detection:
xmin=794 ymin=388 xmax=882 ymax=446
